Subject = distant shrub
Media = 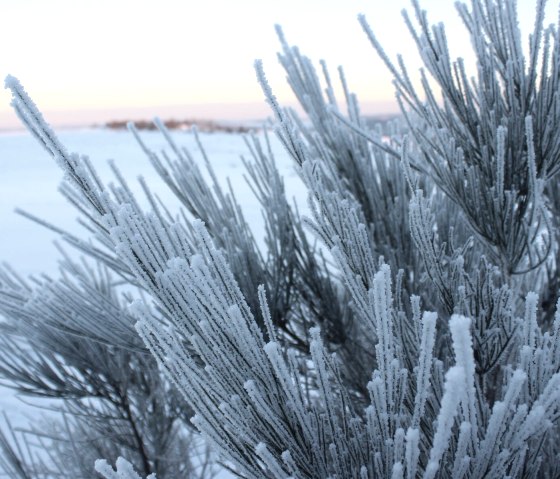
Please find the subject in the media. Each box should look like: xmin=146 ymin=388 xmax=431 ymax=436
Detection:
xmin=105 ymin=118 xmax=251 ymax=133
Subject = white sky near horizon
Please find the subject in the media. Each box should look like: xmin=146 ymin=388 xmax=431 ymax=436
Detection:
xmin=0 ymin=0 xmax=556 ymax=129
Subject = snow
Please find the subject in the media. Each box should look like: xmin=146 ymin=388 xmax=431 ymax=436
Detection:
xmin=0 ymin=128 xmax=304 ymax=276
xmin=0 ymin=126 xmax=304 ymax=477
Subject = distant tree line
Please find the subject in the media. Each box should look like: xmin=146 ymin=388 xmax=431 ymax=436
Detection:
xmin=104 ymin=118 xmax=251 ymax=133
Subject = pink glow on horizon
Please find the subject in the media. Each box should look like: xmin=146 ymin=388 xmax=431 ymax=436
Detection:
xmin=0 ymin=1 xmax=555 ymax=130
xmin=0 ymin=99 xmax=400 ymax=131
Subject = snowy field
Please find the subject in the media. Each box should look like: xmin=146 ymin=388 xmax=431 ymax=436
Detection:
xmin=0 ymin=127 xmax=305 ymax=275
xmin=0 ymin=127 xmax=304 ymax=475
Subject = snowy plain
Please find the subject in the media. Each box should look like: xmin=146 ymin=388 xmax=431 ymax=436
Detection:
xmin=0 ymin=126 xmax=304 ymax=476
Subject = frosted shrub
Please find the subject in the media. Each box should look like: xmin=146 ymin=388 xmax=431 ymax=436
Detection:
xmin=1 ymin=0 xmax=560 ymax=477
xmin=0 ymin=254 xmax=218 ymax=478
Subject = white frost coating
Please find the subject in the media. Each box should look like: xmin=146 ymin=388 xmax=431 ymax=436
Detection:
xmin=449 ymin=316 xmax=473 ymax=378
xmin=473 ymin=369 xmax=526 ymax=477
xmin=523 ymin=292 xmax=539 ymax=348
xmin=393 ymin=428 xmax=405 ymax=466
xmin=255 ymin=442 xmax=289 ymax=478
xmin=412 ymin=311 xmax=437 ymax=429
xmin=94 ymin=460 xmax=116 ymax=478
xmin=424 ymin=366 xmax=466 ymax=479
xmin=451 ymin=422 xmax=472 ymax=478
xmin=391 ymin=462 xmax=403 ymax=479
xmin=424 ymin=462 xmax=439 ymax=479
xmin=94 ymin=457 xmax=156 ymax=479
xmin=536 ymin=372 xmax=560 ymax=414
xmin=281 ymin=450 xmax=298 ymax=475
xmin=405 ymin=428 xmax=420 ymax=479
xmin=518 ymin=405 xmax=546 ymax=442
xmin=449 ymin=315 xmax=478 ymax=446
xmin=370 ymin=265 xmax=396 ymax=416
xmin=525 ymin=116 xmax=538 ymax=193
xmin=4 ymin=74 xmax=20 ymax=90
xmin=263 ymin=342 xmax=305 ymax=428
xmin=4 ymin=74 xmax=82 ymax=178
xmin=189 ymin=253 xmax=205 ymax=270
xmin=496 ymin=125 xmax=506 ymax=201
xmin=258 ymin=285 xmax=277 ymax=343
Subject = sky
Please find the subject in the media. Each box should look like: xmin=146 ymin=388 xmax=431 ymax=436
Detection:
xmin=0 ymin=0 xmax=556 ymax=129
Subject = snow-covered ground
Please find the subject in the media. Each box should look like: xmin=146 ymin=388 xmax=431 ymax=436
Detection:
xmin=0 ymin=127 xmax=305 ymax=476
xmin=0 ymin=127 xmax=305 ymax=275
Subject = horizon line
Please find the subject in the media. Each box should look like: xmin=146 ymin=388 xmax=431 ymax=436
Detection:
xmin=0 ymin=99 xmax=400 ymax=132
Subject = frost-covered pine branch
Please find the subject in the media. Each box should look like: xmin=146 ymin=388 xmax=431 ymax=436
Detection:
xmin=360 ymin=0 xmax=560 ymax=275
xmin=1 ymin=0 xmax=560 ymax=478
xmin=0 ymin=252 xmax=217 ymax=478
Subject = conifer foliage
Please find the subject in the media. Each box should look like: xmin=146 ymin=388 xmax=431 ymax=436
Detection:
xmin=2 ymin=0 xmax=560 ymax=477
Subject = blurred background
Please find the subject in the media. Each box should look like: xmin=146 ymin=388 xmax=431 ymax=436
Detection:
xmin=2 ymin=0 xmax=551 ymax=130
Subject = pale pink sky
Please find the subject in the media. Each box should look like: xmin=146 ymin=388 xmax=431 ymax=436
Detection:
xmin=0 ymin=0 xmax=555 ymax=129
